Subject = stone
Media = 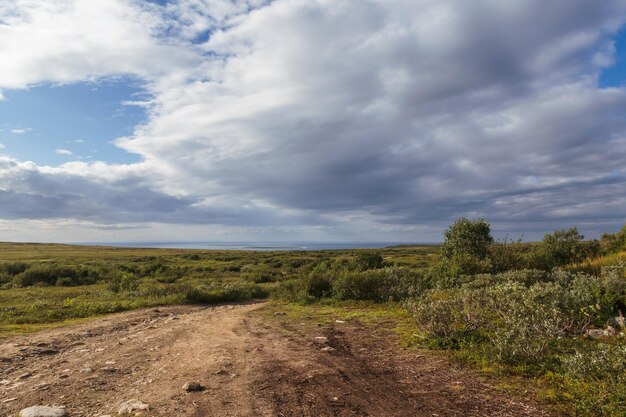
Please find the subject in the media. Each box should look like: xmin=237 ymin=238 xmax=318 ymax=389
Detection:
xmin=18 ymin=406 xmax=67 ymax=417
xmin=214 ymin=369 xmax=230 ymax=375
xmin=604 ymin=326 xmax=617 ymax=337
xmin=118 ymin=399 xmax=149 ymax=415
xmin=320 ymin=346 xmax=335 ymax=352
xmin=313 ymin=336 xmax=329 ymax=345
xmin=183 ymin=381 xmax=203 ymax=392
xmin=585 ymin=328 xmax=605 ymax=339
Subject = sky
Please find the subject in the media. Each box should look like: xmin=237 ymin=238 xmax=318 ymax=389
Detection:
xmin=0 ymin=0 xmax=625 ymax=243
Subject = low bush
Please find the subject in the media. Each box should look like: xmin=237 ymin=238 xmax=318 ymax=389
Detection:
xmin=354 ymin=251 xmax=384 ymax=271
xmin=185 ymin=282 xmax=268 ymax=304
xmin=13 ymin=264 xmax=101 ymax=287
xmin=333 ymin=267 xmax=423 ymax=302
xmin=407 ymin=287 xmax=491 ymax=344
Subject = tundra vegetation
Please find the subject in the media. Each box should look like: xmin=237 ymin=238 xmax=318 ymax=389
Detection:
xmin=1 ymin=222 xmax=625 ymax=416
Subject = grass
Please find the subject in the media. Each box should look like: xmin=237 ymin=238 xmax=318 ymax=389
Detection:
xmin=261 ymin=299 xmax=417 ymax=344
xmin=0 ymin=242 xmax=438 ymax=338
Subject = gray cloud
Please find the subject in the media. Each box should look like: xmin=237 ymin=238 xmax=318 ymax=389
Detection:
xmin=1 ymin=0 xmax=626 ymax=241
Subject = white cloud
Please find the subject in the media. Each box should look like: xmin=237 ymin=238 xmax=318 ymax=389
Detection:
xmin=0 ymin=0 xmax=626 ymax=241
xmin=0 ymin=0 xmax=198 ymax=89
xmin=10 ymin=128 xmax=31 ymax=134
xmin=55 ymin=149 xmax=73 ymax=156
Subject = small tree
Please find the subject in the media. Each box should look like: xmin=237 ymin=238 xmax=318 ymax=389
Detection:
xmin=538 ymin=227 xmax=585 ymax=269
xmin=430 ymin=218 xmax=494 ymax=282
xmin=600 ymin=224 xmax=626 ymax=255
xmin=441 ymin=218 xmax=493 ymax=261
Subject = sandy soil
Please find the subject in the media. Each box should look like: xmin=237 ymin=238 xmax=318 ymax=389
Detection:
xmin=0 ymin=302 xmax=550 ymax=417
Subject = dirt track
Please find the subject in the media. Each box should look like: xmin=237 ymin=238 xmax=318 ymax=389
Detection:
xmin=0 ymin=302 xmax=549 ymax=416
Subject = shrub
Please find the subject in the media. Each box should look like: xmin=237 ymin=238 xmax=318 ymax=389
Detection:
xmin=354 ymin=251 xmax=384 ymax=271
xmin=108 ymin=272 xmax=140 ymax=293
xmin=10 ymin=263 xmax=105 ymax=287
xmin=488 ymin=282 xmax=567 ymax=363
xmin=185 ymin=282 xmax=268 ymax=304
xmin=563 ymin=341 xmax=626 ymax=381
xmin=0 ymin=261 xmax=29 ymax=276
xmin=535 ymin=227 xmax=585 ymax=270
xmin=488 ymin=237 xmax=526 ymax=273
xmin=333 ymin=267 xmax=423 ymax=302
xmin=407 ymin=287 xmax=492 ymax=342
xmin=600 ymin=224 xmax=626 ymax=255
xmin=271 ymin=263 xmax=335 ymax=304
xmin=441 ymin=218 xmax=493 ymax=261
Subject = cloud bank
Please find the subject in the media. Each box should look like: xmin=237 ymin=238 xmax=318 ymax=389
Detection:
xmin=0 ymin=0 xmax=625 ymax=241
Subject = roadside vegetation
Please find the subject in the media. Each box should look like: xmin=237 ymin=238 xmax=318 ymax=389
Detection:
xmin=0 ymin=243 xmax=437 ymax=336
xmin=274 ymin=220 xmax=626 ymax=416
xmin=1 ymin=222 xmax=624 ymax=415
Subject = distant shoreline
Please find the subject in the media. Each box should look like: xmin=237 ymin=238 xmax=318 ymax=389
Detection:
xmin=70 ymin=241 xmax=438 ymax=251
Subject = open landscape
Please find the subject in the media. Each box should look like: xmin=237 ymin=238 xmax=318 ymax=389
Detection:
xmin=1 ymin=220 xmax=625 ymax=416
xmin=2 ymin=1 xmax=626 ymax=416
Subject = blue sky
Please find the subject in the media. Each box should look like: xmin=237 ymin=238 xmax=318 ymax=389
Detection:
xmin=0 ymin=79 xmax=145 ymax=165
xmin=600 ymin=28 xmax=626 ymax=87
xmin=0 ymin=0 xmax=625 ymax=243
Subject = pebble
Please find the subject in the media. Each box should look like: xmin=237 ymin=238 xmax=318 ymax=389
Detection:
xmin=321 ymin=346 xmax=336 ymax=352
xmin=18 ymin=406 xmax=67 ymax=417
xmin=118 ymin=399 xmax=149 ymax=415
xmin=183 ymin=381 xmax=204 ymax=392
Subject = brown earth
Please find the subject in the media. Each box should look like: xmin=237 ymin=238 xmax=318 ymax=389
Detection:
xmin=0 ymin=302 xmax=550 ymax=417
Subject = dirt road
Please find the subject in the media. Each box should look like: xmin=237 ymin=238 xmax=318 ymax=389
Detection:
xmin=0 ymin=302 xmax=548 ymax=416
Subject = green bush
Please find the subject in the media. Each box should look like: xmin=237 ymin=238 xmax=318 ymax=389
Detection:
xmin=12 ymin=264 xmax=100 ymax=287
xmin=488 ymin=282 xmax=567 ymax=363
xmin=563 ymin=341 xmax=626 ymax=381
xmin=488 ymin=237 xmax=526 ymax=273
xmin=108 ymin=272 xmax=140 ymax=293
xmin=333 ymin=267 xmax=423 ymax=302
xmin=354 ymin=251 xmax=384 ymax=271
xmin=600 ymin=224 xmax=626 ymax=255
xmin=407 ymin=287 xmax=492 ymax=342
xmin=185 ymin=282 xmax=268 ymax=304
xmin=0 ymin=261 xmax=29 ymax=276
xmin=533 ymin=227 xmax=586 ymax=270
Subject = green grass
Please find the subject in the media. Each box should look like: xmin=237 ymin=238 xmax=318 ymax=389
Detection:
xmin=0 ymin=242 xmax=438 ymax=338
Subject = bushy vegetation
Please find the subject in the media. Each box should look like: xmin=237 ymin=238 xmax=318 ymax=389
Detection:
xmin=0 ymin=243 xmax=437 ymax=336
xmin=2 ymin=220 xmax=625 ymax=415
xmin=406 ymin=220 xmax=626 ymax=416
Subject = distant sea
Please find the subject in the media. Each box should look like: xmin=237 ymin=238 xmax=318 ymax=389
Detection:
xmin=78 ymin=242 xmax=428 ymax=251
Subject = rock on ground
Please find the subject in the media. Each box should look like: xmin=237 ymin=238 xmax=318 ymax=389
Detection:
xmin=183 ymin=381 xmax=203 ymax=392
xmin=117 ymin=399 xmax=149 ymax=415
xmin=18 ymin=406 xmax=68 ymax=417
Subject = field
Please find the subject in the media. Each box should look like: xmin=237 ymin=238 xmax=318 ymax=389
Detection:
xmin=0 ymin=242 xmax=438 ymax=336
xmin=1 ymin=235 xmax=625 ymax=416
